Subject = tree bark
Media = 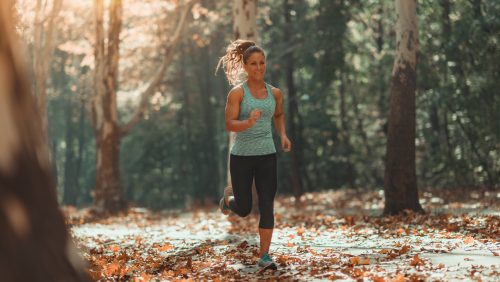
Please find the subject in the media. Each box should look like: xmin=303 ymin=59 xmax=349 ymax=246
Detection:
xmin=230 ymin=0 xmax=259 ymax=210
xmin=383 ymin=0 xmax=424 ymax=215
xmin=0 ymin=3 xmax=89 ymax=280
xmin=63 ymin=96 xmax=78 ymax=205
xmin=91 ymin=0 xmax=195 ymax=212
xmin=283 ymin=0 xmax=304 ymax=200
xmin=32 ymin=0 xmax=63 ymax=144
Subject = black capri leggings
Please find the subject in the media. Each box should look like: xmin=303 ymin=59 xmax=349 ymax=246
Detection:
xmin=228 ymin=153 xmax=277 ymax=229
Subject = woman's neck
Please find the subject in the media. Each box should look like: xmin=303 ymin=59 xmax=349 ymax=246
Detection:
xmin=246 ymin=78 xmax=265 ymax=89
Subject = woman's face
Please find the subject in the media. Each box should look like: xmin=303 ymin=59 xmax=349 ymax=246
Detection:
xmin=244 ymin=52 xmax=266 ymax=80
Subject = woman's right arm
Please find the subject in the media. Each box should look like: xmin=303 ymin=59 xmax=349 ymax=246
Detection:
xmin=225 ymin=87 xmax=260 ymax=132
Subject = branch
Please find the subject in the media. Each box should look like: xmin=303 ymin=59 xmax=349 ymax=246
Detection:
xmin=120 ymin=0 xmax=196 ymax=136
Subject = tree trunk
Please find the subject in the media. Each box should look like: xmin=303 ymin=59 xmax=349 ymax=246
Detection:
xmin=339 ymin=74 xmax=355 ymax=188
xmin=92 ymin=0 xmax=125 ymax=213
xmin=201 ymin=46 xmax=219 ymax=202
xmin=63 ymin=97 xmax=78 ymax=205
xmin=91 ymin=0 xmax=194 ymax=212
xmin=32 ymin=0 xmax=63 ymax=144
xmin=230 ymin=0 xmax=259 ymax=211
xmin=383 ymin=0 xmax=423 ymax=215
xmin=94 ymin=124 xmax=124 ymax=211
xmin=283 ymin=0 xmax=304 ymax=200
xmin=0 ymin=3 xmax=89 ymax=280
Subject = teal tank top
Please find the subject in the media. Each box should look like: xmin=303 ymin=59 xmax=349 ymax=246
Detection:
xmin=231 ymin=82 xmax=276 ymax=156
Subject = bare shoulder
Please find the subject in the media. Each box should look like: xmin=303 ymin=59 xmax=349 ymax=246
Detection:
xmin=227 ymin=85 xmax=244 ymax=102
xmin=267 ymin=84 xmax=283 ymax=100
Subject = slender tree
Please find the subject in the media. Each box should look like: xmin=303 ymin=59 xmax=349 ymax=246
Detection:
xmin=91 ymin=0 xmax=195 ymax=212
xmin=229 ymin=0 xmax=258 ymax=209
xmin=32 ymin=0 xmax=63 ymax=141
xmin=229 ymin=0 xmax=258 ymax=174
xmin=383 ymin=0 xmax=424 ymax=215
xmin=0 ymin=2 xmax=88 ymax=280
xmin=283 ymin=0 xmax=305 ymax=199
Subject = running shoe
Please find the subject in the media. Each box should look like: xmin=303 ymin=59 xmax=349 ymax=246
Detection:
xmin=258 ymin=253 xmax=277 ymax=270
xmin=219 ymin=197 xmax=230 ymax=215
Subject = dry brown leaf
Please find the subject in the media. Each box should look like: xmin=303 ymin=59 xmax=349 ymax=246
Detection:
xmin=159 ymin=243 xmax=173 ymax=252
xmin=464 ymin=236 xmax=474 ymax=245
xmin=399 ymin=245 xmax=410 ymax=255
xmin=297 ymin=226 xmax=304 ymax=236
xmin=349 ymin=257 xmax=361 ymax=265
xmin=109 ymin=245 xmax=120 ymax=252
xmin=410 ymin=254 xmax=424 ymax=267
xmin=391 ymin=273 xmax=405 ymax=282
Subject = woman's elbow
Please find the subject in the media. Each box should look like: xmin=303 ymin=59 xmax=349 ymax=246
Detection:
xmin=225 ymin=122 xmax=232 ymax=132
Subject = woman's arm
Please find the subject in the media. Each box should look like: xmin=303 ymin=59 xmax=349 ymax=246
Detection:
xmin=273 ymin=88 xmax=292 ymax=151
xmin=225 ymin=87 xmax=261 ymax=132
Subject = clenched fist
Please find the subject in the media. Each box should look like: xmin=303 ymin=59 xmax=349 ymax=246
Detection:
xmin=247 ymin=109 xmax=262 ymax=126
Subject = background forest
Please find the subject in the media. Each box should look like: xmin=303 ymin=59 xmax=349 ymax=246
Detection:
xmin=17 ymin=0 xmax=499 ymax=209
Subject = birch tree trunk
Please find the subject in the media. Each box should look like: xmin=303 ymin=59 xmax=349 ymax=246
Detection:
xmin=230 ymin=0 xmax=258 ymax=210
xmin=91 ymin=0 xmax=195 ymax=213
xmin=229 ymin=1 xmax=258 ymax=181
xmin=0 ymin=3 xmax=88 ymax=280
xmin=383 ymin=0 xmax=423 ymax=215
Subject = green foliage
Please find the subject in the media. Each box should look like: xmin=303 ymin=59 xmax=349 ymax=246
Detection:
xmin=41 ymin=0 xmax=498 ymax=208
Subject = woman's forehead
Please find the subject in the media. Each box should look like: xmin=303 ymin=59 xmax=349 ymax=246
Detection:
xmin=247 ymin=52 xmax=265 ymax=61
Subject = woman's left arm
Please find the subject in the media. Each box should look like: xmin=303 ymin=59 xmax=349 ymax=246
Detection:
xmin=273 ymin=88 xmax=292 ymax=152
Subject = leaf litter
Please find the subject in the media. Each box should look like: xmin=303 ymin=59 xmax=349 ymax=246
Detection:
xmin=68 ymin=188 xmax=500 ymax=281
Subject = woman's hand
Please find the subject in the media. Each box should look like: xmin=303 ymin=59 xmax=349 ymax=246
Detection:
xmin=247 ymin=109 xmax=262 ymax=126
xmin=281 ymin=135 xmax=292 ymax=152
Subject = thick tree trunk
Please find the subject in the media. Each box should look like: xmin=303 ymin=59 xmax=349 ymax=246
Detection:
xmin=0 ymin=3 xmax=88 ymax=280
xmin=91 ymin=1 xmax=194 ymax=212
xmin=283 ymin=0 xmax=304 ymax=200
xmin=383 ymin=0 xmax=423 ymax=215
xmin=92 ymin=0 xmax=125 ymax=213
xmin=95 ymin=124 xmax=124 ymax=211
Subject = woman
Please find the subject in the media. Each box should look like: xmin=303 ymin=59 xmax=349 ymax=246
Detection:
xmin=216 ymin=40 xmax=292 ymax=270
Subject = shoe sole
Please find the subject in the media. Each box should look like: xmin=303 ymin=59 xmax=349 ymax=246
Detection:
xmin=223 ymin=186 xmax=233 ymax=203
xmin=260 ymin=262 xmax=277 ymax=271
xmin=219 ymin=198 xmax=230 ymax=215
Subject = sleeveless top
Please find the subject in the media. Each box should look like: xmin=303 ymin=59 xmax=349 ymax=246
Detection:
xmin=231 ymin=82 xmax=276 ymax=156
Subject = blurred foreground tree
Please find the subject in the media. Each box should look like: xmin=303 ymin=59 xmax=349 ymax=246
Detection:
xmin=0 ymin=1 xmax=88 ymax=280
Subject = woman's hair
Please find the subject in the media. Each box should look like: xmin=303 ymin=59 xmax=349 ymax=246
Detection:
xmin=216 ymin=39 xmax=265 ymax=86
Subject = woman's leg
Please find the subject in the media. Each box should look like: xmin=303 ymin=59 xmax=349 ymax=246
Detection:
xmin=228 ymin=154 xmax=254 ymax=217
xmin=254 ymin=154 xmax=277 ymax=257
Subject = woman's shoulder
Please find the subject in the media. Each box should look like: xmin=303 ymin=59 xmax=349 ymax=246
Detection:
xmin=266 ymin=83 xmax=283 ymax=99
xmin=227 ymin=84 xmax=244 ymax=101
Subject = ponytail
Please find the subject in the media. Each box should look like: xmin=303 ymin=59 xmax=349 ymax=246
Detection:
xmin=216 ymin=39 xmax=265 ymax=86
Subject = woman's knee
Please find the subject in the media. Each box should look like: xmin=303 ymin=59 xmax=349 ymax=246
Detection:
xmin=259 ymin=215 xmax=274 ymax=229
xmin=235 ymin=205 xmax=252 ymax=217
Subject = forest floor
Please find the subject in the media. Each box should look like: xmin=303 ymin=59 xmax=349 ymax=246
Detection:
xmin=68 ymin=188 xmax=500 ymax=281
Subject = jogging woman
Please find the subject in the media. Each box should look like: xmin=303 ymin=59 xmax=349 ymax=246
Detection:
xmin=217 ymin=39 xmax=291 ymax=270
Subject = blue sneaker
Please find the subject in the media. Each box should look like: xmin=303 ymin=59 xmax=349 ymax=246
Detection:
xmin=219 ymin=197 xmax=230 ymax=215
xmin=219 ymin=186 xmax=233 ymax=215
xmin=258 ymin=253 xmax=277 ymax=270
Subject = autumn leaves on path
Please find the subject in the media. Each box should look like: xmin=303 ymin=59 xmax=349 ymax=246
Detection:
xmin=70 ymin=188 xmax=500 ymax=281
